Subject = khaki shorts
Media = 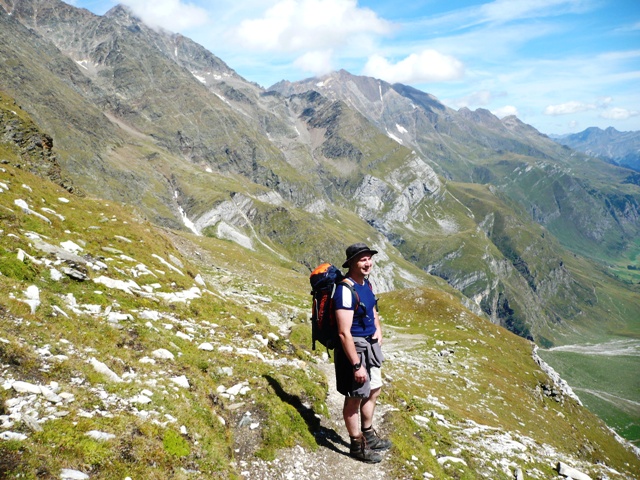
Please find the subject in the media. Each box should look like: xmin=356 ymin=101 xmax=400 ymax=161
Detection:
xmin=335 ymin=346 xmax=383 ymax=397
xmin=369 ymin=366 xmax=382 ymax=390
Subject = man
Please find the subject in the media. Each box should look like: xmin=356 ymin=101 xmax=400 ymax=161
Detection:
xmin=333 ymin=243 xmax=392 ymax=463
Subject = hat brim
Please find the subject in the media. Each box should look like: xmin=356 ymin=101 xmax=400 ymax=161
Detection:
xmin=342 ymin=248 xmax=378 ymax=268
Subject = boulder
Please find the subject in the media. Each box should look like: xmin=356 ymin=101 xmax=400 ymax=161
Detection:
xmin=557 ymin=461 xmax=592 ymax=480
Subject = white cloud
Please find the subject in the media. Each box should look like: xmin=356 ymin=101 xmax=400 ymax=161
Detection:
xmin=448 ymin=90 xmax=499 ymax=109
xmin=600 ymin=108 xmax=639 ymax=120
xmin=479 ymin=0 xmax=589 ymax=24
xmin=543 ymin=101 xmax=596 ymax=116
xmin=597 ymin=96 xmax=613 ymax=107
xmin=492 ymin=105 xmax=519 ymax=118
xmin=362 ymin=50 xmax=464 ymax=84
xmin=122 ymin=0 xmax=209 ymax=31
xmin=234 ymin=0 xmax=391 ymax=52
xmin=294 ymin=50 xmax=334 ymax=75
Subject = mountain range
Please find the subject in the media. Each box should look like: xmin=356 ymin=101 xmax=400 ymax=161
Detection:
xmin=2 ymin=0 xmax=638 ymax=346
xmin=0 ymin=0 xmax=639 ymax=476
xmin=552 ymin=127 xmax=640 ymax=172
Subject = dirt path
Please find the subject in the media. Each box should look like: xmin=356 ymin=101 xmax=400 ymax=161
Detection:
xmin=241 ymin=332 xmax=418 ymax=480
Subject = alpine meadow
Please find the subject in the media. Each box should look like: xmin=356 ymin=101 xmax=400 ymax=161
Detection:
xmin=0 ymin=1 xmax=639 ymax=479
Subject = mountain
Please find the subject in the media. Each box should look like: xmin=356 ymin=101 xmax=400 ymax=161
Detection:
xmin=1 ymin=0 xmax=639 ymax=457
xmin=2 ymin=0 xmax=638 ymax=340
xmin=553 ymin=127 xmax=640 ymax=172
xmin=1 ymin=0 xmax=638 ymax=348
xmin=269 ymin=71 xmax=640 ymax=262
xmin=0 ymin=92 xmax=639 ymax=479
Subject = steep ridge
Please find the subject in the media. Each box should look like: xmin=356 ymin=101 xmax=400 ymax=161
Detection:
xmin=0 ymin=95 xmax=639 ymax=479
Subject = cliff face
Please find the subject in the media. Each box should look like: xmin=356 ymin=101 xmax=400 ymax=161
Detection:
xmin=0 ymin=92 xmax=76 ymax=194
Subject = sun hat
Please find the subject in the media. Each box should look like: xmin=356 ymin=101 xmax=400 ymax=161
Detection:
xmin=342 ymin=242 xmax=378 ymax=268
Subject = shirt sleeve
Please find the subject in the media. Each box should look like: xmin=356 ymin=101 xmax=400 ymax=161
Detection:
xmin=333 ymin=284 xmax=353 ymax=310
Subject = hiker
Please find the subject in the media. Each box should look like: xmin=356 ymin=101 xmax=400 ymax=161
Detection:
xmin=333 ymin=243 xmax=392 ymax=463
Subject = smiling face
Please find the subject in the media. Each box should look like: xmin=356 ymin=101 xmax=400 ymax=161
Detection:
xmin=349 ymin=252 xmax=374 ymax=281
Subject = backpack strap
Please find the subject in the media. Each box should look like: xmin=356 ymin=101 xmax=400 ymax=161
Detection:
xmin=339 ymin=278 xmax=362 ymax=322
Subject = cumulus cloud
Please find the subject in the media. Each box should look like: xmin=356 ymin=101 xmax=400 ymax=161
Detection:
xmin=448 ymin=90 xmax=505 ymax=109
xmin=600 ymin=107 xmax=639 ymax=120
xmin=122 ymin=0 xmax=209 ymax=31
xmin=543 ymin=101 xmax=596 ymax=116
xmin=234 ymin=0 xmax=391 ymax=52
xmin=362 ymin=50 xmax=464 ymax=84
xmin=492 ymin=105 xmax=519 ymax=118
xmin=294 ymin=50 xmax=334 ymax=75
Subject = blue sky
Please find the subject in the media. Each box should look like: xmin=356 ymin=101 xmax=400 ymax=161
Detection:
xmin=70 ymin=0 xmax=640 ymax=135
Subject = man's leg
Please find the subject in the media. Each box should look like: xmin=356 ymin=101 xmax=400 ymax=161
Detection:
xmin=359 ymin=387 xmax=380 ymax=430
xmin=360 ymin=384 xmax=392 ymax=451
xmin=344 ymin=396 xmax=381 ymax=463
xmin=343 ymin=396 xmax=362 ymax=437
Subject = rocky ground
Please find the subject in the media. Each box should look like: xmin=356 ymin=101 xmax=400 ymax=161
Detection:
xmin=240 ymin=360 xmax=395 ymax=480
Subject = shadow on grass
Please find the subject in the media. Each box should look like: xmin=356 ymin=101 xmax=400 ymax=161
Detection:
xmin=264 ymin=375 xmax=349 ymax=456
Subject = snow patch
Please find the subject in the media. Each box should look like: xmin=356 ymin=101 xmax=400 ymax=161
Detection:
xmin=191 ymin=72 xmax=206 ymax=84
xmin=178 ymin=204 xmax=200 ymax=236
xmin=385 ymin=130 xmax=403 ymax=145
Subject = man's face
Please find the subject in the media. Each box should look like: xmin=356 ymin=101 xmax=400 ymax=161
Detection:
xmin=353 ymin=253 xmax=373 ymax=276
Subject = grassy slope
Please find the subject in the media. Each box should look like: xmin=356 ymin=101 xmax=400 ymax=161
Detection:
xmin=0 ymin=148 xmax=638 ymax=478
xmin=378 ymin=287 xmax=640 ymax=478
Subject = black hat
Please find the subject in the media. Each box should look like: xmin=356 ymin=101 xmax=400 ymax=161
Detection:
xmin=342 ymin=243 xmax=378 ymax=268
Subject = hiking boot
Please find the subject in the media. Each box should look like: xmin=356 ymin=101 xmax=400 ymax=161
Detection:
xmin=362 ymin=427 xmax=392 ymax=451
xmin=350 ymin=434 xmax=382 ymax=463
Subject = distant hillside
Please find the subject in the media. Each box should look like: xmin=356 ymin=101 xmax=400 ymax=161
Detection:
xmin=553 ymin=127 xmax=640 ymax=171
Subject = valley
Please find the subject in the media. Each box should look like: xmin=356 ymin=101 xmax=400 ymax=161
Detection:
xmin=539 ymin=338 xmax=640 ymax=447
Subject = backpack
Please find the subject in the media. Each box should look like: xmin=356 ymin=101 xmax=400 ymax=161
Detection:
xmin=309 ymin=263 xmax=358 ymax=353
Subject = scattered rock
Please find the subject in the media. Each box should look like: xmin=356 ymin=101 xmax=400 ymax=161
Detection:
xmin=60 ymin=469 xmax=89 ymax=480
xmin=170 ymin=375 xmax=190 ymax=388
xmin=85 ymin=430 xmax=116 ymax=441
xmin=557 ymin=461 xmax=592 ymax=480
xmin=0 ymin=432 xmax=28 ymax=441
xmin=152 ymin=348 xmax=175 ymax=360
xmin=88 ymin=357 xmax=122 ymax=383
xmin=437 ymin=456 xmax=467 ymax=466
xmin=63 ymin=267 xmax=88 ymax=281
xmin=12 ymin=380 xmax=41 ymax=394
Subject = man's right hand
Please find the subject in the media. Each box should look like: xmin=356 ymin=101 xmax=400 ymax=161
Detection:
xmin=354 ymin=366 xmax=367 ymax=384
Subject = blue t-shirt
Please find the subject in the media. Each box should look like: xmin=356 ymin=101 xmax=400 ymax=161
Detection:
xmin=333 ymin=278 xmax=377 ymax=337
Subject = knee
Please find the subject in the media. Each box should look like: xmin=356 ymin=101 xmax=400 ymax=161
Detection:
xmin=369 ymin=387 xmax=381 ymax=400
xmin=344 ymin=397 xmax=362 ymax=414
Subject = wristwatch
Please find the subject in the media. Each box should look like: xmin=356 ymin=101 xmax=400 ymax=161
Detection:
xmin=352 ymin=362 xmax=362 ymax=371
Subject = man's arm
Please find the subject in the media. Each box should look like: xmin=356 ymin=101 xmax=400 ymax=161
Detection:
xmin=336 ymin=308 xmax=367 ymax=383
xmin=372 ymin=306 xmax=383 ymax=344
